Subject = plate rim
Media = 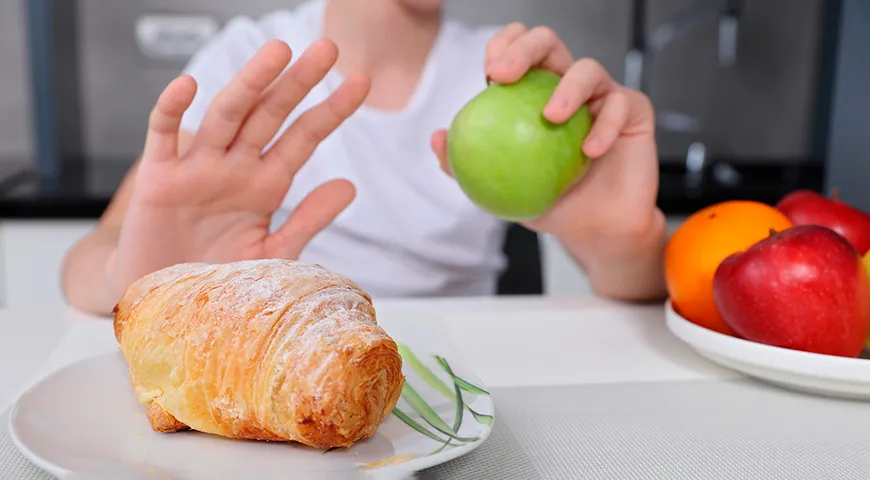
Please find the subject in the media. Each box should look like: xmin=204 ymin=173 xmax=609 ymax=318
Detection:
xmin=664 ymin=300 xmax=870 ymax=383
xmin=8 ymin=350 xmax=495 ymax=478
xmin=8 ymin=396 xmax=73 ymax=479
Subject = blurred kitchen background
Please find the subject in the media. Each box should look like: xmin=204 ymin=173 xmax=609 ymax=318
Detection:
xmin=0 ymin=0 xmax=868 ymax=307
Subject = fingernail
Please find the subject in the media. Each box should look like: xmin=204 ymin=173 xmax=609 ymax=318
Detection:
xmin=543 ymin=103 xmax=565 ymax=123
xmin=550 ymin=96 xmax=570 ymax=109
xmin=490 ymin=58 xmax=511 ymax=70
xmin=584 ymin=137 xmax=601 ymax=153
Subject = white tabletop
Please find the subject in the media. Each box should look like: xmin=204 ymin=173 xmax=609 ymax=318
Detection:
xmin=0 ymin=295 xmax=738 ymax=414
xmin=7 ymin=296 xmax=870 ymax=480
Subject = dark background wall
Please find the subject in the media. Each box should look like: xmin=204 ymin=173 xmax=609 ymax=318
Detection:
xmin=0 ymin=0 xmax=826 ymax=166
xmin=825 ymin=0 xmax=870 ymax=211
xmin=0 ymin=0 xmax=33 ymax=160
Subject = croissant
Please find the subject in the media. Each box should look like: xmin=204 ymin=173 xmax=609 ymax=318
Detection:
xmin=112 ymin=259 xmax=405 ymax=449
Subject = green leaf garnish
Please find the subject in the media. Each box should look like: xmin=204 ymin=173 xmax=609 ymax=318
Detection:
xmin=401 ymin=383 xmax=479 ymax=442
xmin=392 ymin=407 xmax=449 ymax=444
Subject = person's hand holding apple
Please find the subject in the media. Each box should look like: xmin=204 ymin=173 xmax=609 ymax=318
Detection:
xmin=430 ymin=23 xmax=667 ymax=301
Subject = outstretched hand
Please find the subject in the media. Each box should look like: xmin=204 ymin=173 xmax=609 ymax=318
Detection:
xmin=111 ymin=39 xmax=370 ymax=297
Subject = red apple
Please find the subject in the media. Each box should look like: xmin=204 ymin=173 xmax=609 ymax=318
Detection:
xmin=713 ymin=225 xmax=870 ymax=358
xmin=776 ymin=189 xmax=870 ymax=255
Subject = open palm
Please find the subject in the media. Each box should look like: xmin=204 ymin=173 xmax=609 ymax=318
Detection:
xmin=111 ymin=39 xmax=370 ymax=297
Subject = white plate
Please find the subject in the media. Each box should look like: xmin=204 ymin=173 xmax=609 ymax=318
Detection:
xmin=9 ymin=319 xmax=494 ymax=480
xmin=665 ymin=301 xmax=870 ymax=401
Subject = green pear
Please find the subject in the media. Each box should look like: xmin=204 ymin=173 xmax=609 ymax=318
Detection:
xmin=447 ymin=69 xmax=593 ymax=222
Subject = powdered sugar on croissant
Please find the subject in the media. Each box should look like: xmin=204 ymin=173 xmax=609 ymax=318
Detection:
xmin=113 ymin=259 xmax=405 ymax=449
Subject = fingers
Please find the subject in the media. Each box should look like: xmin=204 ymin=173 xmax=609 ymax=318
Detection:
xmin=232 ymin=39 xmax=339 ymax=155
xmin=486 ymin=26 xmax=574 ymax=84
xmin=484 ymin=23 xmax=527 ymax=82
xmin=544 ymin=58 xmax=617 ymax=124
xmin=430 ymin=129 xmax=451 ymax=176
xmin=195 ymin=40 xmax=293 ymax=151
xmin=265 ymin=179 xmax=356 ymax=258
xmin=143 ymin=75 xmax=198 ymax=162
xmin=582 ymin=89 xmax=630 ymax=158
xmin=264 ymin=74 xmax=371 ymax=172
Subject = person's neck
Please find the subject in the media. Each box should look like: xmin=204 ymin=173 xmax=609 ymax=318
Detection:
xmin=323 ymin=0 xmax=443 ymax=73
xmin=323 ymin=0 xmax=443 ymax=111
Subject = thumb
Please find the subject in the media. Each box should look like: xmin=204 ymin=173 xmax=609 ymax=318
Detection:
xmin=431 ymin=129 xmax=452 ymax=177
xmin=264 ymin=179 xmax=356 ymax=259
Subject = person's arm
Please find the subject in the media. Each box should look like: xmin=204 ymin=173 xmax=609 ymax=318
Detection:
xmin=61 ymin=133 xmax=194 ymax=315
xmin=60 ymin=161 xmax=136 ymax=315
xmin=559 ymin=207 xmax=668 ymax=302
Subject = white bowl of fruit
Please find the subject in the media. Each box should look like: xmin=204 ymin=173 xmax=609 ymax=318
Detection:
xmin=664 ymin=190 xmax=870 ymax=401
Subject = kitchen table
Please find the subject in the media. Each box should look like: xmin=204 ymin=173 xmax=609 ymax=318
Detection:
xmin=1 ymin=296 xmax=868 ymax=479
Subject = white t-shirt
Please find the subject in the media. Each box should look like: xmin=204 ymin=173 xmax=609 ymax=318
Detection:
xmin=179 ymin=0 xmax=509 ymax=298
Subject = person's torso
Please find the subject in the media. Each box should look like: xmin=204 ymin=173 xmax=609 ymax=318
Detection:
xmin=183 ymin=0 xmax=509 ymax=298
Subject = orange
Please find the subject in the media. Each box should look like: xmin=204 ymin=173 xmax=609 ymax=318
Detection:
xmin=665 ymin=200 xmax=794 ymax=335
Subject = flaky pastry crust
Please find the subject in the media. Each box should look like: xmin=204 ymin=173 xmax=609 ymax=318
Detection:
xmin=113 ymin=259 xmax=404 ymax=449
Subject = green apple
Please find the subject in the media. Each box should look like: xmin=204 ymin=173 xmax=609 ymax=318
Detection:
xmin=446 ymin=69 xmax=593 ymax=222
